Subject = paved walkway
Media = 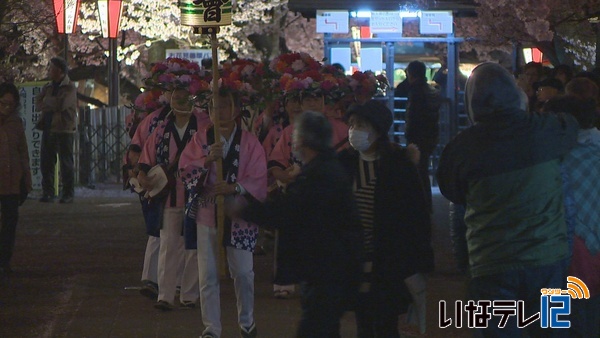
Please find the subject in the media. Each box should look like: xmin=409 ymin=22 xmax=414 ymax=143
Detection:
xmin=0 ymin=185 xmax=469 ymax=337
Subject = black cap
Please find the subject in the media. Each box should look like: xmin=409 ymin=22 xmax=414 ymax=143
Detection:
xmin=534 ymin=78 xmax=563 ymax=91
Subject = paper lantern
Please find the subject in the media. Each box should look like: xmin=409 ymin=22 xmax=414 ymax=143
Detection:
xmin=180 ymin=0 xmax=232 ymax=27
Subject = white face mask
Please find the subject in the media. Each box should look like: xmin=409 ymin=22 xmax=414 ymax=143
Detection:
xmin=349 ymin=129 xmax=372 ymax=152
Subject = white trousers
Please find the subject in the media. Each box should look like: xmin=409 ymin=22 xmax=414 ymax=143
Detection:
xmin=157 ymin=208 xmax=199 ymax=304
xmin=141 ymin=235 xmax=160 ymax=284
xmin=197 ymin=225 xmax=254 ymax=337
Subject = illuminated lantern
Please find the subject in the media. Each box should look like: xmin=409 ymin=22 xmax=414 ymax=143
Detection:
xmin=179 ymin=0 xmax=232 ymax=27
xmin=523 ymin=47 xmax=544 ymax=64
xmin=97 ymin=0 xmax=124 ymax=39
xmin=53 ymin=0 xmax=81 ymax=34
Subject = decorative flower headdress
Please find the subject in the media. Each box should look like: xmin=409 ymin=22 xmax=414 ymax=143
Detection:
xmin=144 ymin=57 xmax=203 ymax=91
xmin=348 ymin=71 xmax=389 ymax=98
xmin=269 ymin=52 xmax=321 ymax=76
xmin=132 ymin=89 xmax=165 ymax=113
xmin=279 ymin=65 xmax=350 ymax=102
xmin=222 ymin=58 xmax=265 ymax=82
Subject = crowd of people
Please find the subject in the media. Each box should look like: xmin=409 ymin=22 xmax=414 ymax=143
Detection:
xmin=439 ymin=62 xmax=600 ymax=337
xmin=117 ymin=54 xmax=435 ymax=338
xmin=1 ymin=53 xmax=599 ymax=337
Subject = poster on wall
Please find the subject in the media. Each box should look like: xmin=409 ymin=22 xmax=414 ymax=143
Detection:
xmin=17 ymin=82 xmax=45 ymax=190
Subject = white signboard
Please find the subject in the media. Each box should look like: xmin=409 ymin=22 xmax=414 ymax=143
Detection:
xmin=370 ymin=11 xmax=402 ymax=34
xmin=17 ymin=83 xmax=45 ymax=190
xmin=166 ymin=49 xmax=211 ymax=65
xmin=330 ymin=48 xmax=352 ymax=74
xmin=360 ymin=48 xmax=383 ymax=73
xmin=419 ymin=11 xmax=453 ymax=35
xmin=316 ymin=10 xmax=349 ymax=34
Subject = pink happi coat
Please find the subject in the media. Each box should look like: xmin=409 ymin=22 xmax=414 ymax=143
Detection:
xmin=125 ymin=110 xmax=148 ymax=139
xmin=131 ymin=106 xmax=171 ymax=151
xmin=262 ymin=123 xmax=287 ymax=158
xmin=138 ymin=111 xmax=210 ymax=208
xmin=123 ymin=106 xmax=171 ymax=166
xmin=179 ymin=125 xmax=267 ymax=252
xmin=268 ymin=116 xmax=349 ymax=170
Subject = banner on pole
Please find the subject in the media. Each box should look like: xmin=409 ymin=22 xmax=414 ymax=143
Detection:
xmin=17 ymin=82 xmax=46 ymax=190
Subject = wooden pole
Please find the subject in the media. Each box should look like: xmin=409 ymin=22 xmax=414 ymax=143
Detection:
xmin=207 ymin=27 xmax=227 ymax=279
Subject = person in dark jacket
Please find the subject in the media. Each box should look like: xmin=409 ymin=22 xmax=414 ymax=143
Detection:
xmin=241 ymin=110 xmax=362 ymax=338
xmin=0 ymin=82 xmax=32 ymax=275
xmin=35 ymin=57 xmax=78 ymax=203
xmin=338 ymin=100 xmax=434 ymax=337
xmin=405 ymin=61 xmax=442 ymax=210
xmin=437 ymin=62 xmax=579 ymax=337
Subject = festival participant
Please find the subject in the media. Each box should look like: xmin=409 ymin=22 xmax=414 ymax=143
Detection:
xmin=348 ymin=70 xmax=389 ymax=105
xmin=266 ymin=67 xmax=351 ymax=298
xmin=179 ymin=75 xmax=266 ymax=338
xmin=123 ymin=58 xmax=207 ymax=300
xmin=255 ymin=53 xmax=322 ymax=150
xmin=137 ymin=73 xmax=211 ymax=311
xmin=124 ymin=89 xmax=163 ymax=139
xmin=221 ymin=58 xmax=263 ymax=132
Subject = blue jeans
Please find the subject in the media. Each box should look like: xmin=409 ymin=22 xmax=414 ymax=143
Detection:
xmin=469 ymin=259 xmax=568 ymax=338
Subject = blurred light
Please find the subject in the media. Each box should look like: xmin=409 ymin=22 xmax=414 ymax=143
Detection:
xmin=350 ymin=10 xmax=373 ymax=18
xmin=400 ymin=11 xmax=419 ymax=18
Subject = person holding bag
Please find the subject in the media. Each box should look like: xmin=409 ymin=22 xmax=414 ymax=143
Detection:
xmin=338 ymin=100 xmax=433 ymax=337
xmin=0 ymin=82 xmax=32 ymax=276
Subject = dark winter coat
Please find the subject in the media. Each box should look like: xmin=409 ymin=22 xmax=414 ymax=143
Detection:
xmin=242 ymin=150 xmax=362 ymax=284
xmin=436 ymin=62 xmax=579 ymax=278
xmin=338 ymin=144 xmax=434 ymax=312
xmin=405 ymin=79 xmax=442 ymax=152
xmin=0 ymin=114 xmax=32 ymax=195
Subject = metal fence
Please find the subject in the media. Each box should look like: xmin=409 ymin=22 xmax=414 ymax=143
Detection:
xmin=76 ymin=106 xmax=131 ymax=187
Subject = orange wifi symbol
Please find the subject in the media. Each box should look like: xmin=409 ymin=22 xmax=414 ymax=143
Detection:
xmin=566 ymin=276 xmax=590 ymax=299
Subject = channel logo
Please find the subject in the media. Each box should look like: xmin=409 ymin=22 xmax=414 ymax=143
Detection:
xmin=565 ymin=276 xmax=590 ymax=299
xmin=439 ymin=276 xmax=590 ymax=329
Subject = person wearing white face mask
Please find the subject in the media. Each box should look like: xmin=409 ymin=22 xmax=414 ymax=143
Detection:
xmin=338 ymin=100 xmax=434 ymax=337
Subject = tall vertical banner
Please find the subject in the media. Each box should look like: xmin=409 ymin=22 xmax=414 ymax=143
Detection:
xmin=17 ymin=82 xmax=46 ymax=190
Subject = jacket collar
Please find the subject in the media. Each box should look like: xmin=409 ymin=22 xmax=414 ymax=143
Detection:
xmin=54 ymin=75 xmax=71 ymax=87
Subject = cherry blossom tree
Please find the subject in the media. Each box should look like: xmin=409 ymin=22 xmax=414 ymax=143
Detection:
xmin=455 ymin=0 xmax=600 ymax=70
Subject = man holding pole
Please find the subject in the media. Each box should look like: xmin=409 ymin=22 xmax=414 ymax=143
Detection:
xmin=179 ymin=84 xmax=267 ymax=338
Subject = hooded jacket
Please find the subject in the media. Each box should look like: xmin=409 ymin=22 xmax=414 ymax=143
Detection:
xmin=436 ymin=63 xmax=579 ymax=278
